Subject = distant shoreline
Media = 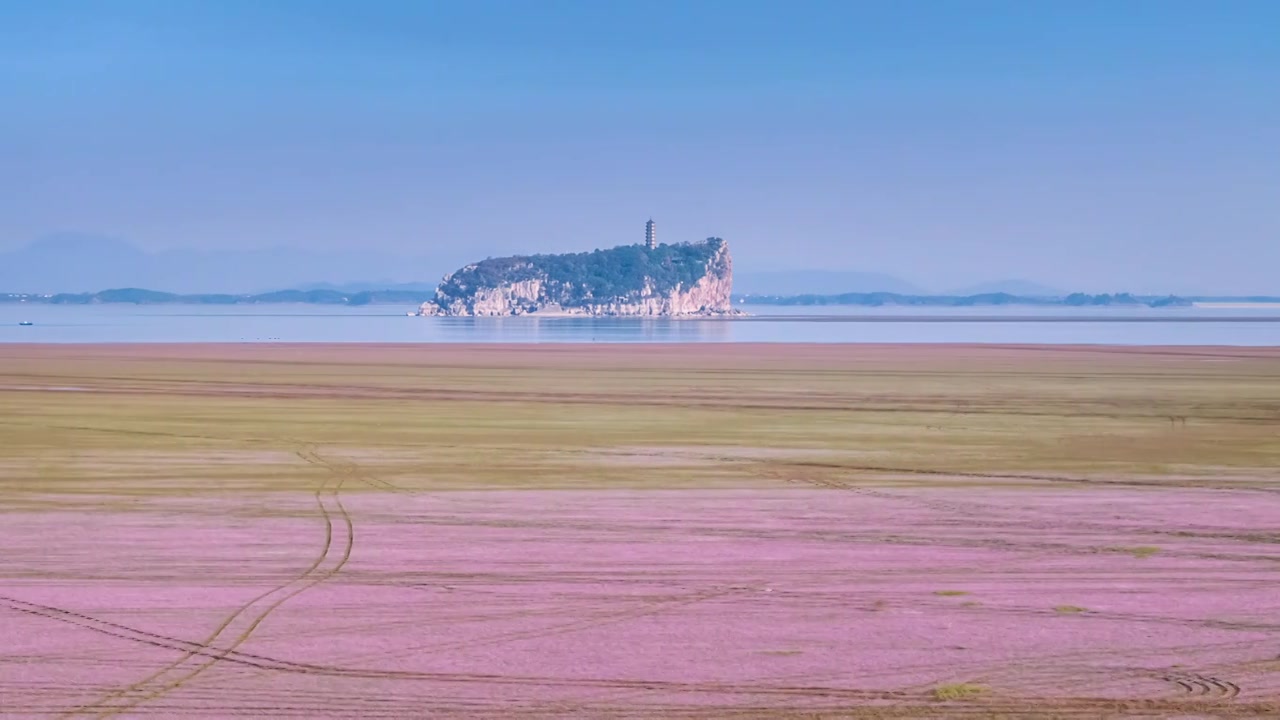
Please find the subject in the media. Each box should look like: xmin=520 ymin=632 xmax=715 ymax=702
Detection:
xmin=1 ymin=288 xmax=433 ymax=307
xmin=1192 ymin=302 xmax=1280 ymax=309
xmin=5 ymin=288 xmax=1279 ymax=310
xmin=738 ymin=292 xmax=1280 ymax=309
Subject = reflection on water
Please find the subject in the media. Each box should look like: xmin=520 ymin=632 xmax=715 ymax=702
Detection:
xmin=1 ymin=304 xmax=1278 ymax=345
xmin=435 ymin=316 xmax=732 ymax=343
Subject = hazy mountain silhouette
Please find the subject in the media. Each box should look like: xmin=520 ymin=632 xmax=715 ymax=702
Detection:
xmin=736 ymin=272 xmax=1070 ymax=297
xmin=294 ymin=280 xmax=441 ymax=293
xmin=0 ymin=234 xmax=153 ymax=292
xmin=734 ymin=270 xmax=923 ymax=296
xmin=6 ymin=236 xmax=931 ymax=296
xmin=945 ymin=279 xmax=1064 ymax=297
xmin=0 ymin=234 xmax=461 ymax=294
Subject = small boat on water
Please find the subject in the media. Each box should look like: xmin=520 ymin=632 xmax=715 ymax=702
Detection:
xmin=18 ymin=321 xmax=33 ymax=326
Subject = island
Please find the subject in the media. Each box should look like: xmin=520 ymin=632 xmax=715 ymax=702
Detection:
xmin=417 ymin=237 xmax=740 ymax=317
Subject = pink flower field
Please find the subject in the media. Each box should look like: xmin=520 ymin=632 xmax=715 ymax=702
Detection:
xmin=4 ymin=487 xmax=1280 ymax=718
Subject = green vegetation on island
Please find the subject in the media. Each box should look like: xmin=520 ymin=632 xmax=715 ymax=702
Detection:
xmin=434 ymin=239 xmax=728 ymax=306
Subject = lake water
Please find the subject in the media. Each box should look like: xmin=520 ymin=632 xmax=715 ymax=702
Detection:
xmin=2 ymin=304 xmax=1279 ymax=345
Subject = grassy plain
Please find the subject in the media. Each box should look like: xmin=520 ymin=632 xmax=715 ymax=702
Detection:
xmin=2 ymin=343 xmax=1280 ymax=718
xmin=3 ymin=343 xmax=1279 ymax=496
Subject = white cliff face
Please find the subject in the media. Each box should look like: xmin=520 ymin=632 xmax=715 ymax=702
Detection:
xmin=419 ymin=240 xmax=740 ymax=317
xmin=425 ymin=278 xmax=546 ymax=316
xmin=575 ymin=266 xmax=734 ymax=317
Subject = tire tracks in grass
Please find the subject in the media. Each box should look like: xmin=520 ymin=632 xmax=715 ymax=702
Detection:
xmin=11 ymin=596 xmax=1280 ymax=717
xmin=297 ymin=443 xmax=405 ymax=493
xmin=773 ymin=470 xmax=1280 ymax=563
xmin=61 ymin=443 xmax=355 ymax=718
xmin=13 ymin=446 xmax=1268 ymax=715
xmin=775 ymin=459 xmax=1280 ymax=496
xmin=769 ymin=470 xmax=1270 ymax=702
xmin=7 ymin=383 xmax=1280 ymax=426
xmin=341 ymin=585 xmax=746 ymax=668
xmin=0 ymin=595 xmax=934 ymax=703
xmin=963 ymin=655 xmax=1253 ymax=704
xmin=0 ymin=595 xmax=321 ymax=674
xmin=1161 ymin=672 xmax=1242 ymax=699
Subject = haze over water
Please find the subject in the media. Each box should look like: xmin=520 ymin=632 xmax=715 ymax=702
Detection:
xmin=3 ymin=305 xmax=1278 ymax=345
xmin=5 ymin=2 xmax=1278 ymax=296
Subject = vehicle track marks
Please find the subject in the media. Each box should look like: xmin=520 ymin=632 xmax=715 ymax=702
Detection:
xmin=1162 ymin=672 xmax=1241 ymax=699
xmin=10 ymin=595 xmax=1278 ymax=716
xmin=61 ymin=443 xmax=355 ymax=718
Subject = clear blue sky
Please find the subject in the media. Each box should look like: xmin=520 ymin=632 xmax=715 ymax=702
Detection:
xmin=3 ymin=0 xmax=1277 ymax=293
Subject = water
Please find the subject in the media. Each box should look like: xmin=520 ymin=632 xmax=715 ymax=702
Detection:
xmin=2 ymin=303 xmax=1279 ymax=345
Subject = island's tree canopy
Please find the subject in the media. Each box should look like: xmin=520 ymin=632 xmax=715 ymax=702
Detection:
xmin=436 ymin=239 xmax=727 ymax=305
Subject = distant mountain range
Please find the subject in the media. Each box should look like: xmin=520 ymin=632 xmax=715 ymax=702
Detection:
xmin=293 ymin=280 xmax=440 ymax=293
xmin=729 ymin=272 xmax=1068 ymax=298
xmin=7 ymin=288 xmax=1279 ymax=309
xmin=943 ymin=279 xmax=1065 ymax=297
xmin=0 ymin=234 xmax=462 ymax=294
xmin=736 ymin=292 xmax=1207 ymax=308
xmin=3 ymin=234 xmax=1272 ymax=304
xmin=4 ymin=235 xmax=1052 ymax=297
xmin=2 ymin=288 xmax=435 ymax=306
xmin=734 ymin=270 xmax=924 ymax=295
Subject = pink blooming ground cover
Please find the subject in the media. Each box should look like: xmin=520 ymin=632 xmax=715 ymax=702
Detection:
xmin=3 ymin=488 xmax=1280 ymax=718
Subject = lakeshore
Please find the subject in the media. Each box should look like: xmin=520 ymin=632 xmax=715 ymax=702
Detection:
xmin=4 ymin=304 xmax=1280 ymax=344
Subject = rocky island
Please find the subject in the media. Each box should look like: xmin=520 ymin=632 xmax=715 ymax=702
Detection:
xmin=418 ymin=237 xmax=740 ymax=317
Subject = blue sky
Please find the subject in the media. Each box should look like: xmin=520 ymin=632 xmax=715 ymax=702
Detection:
xmin=3 ymin=0 xmax=1278 ymax=293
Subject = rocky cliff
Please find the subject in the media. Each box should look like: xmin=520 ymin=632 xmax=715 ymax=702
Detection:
xmin=418 ymin=238 xmax=740 ymax=317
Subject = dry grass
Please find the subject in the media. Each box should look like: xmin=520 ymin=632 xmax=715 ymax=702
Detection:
xmin=932 ymin=682 xmax=988 ymax=701
xmin=1 ymin=343 xmax=1278 ymax=497
xmin=1124 ymin=545 xmax=1162 ymax=558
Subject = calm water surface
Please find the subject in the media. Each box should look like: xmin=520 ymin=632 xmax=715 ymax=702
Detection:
xmin=2 ymin=304 xmax=1279 ymax=345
